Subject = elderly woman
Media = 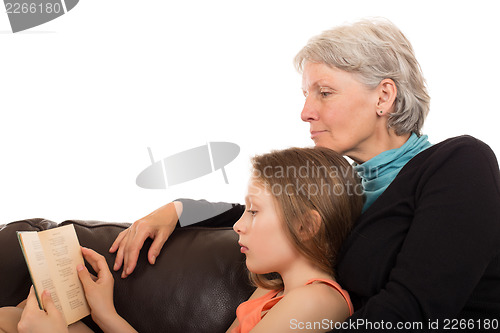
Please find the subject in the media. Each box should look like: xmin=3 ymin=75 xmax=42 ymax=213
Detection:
xmin=109 ymin=19 xmax=500 ymax=329
xmin=17 ymin=18 xmax=500 ymax=332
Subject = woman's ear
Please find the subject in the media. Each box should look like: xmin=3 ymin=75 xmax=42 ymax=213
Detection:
xmin=376 ymin=78 xmax=397 ymax=116
xmin=298 ymin=210 xmax=322 ymax=240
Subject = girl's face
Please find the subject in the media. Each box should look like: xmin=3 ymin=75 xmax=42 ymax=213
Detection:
xmin=301 ymin=62 xmax=382 ymax=163
xmin=233 ymin=179 xmax=299 ymax=275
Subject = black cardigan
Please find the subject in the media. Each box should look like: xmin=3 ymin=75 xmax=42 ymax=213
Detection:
xmin=178 ymin=135 xmax=500 ymax=331
xmin=335 ymin=135 xmax=500 ymax=331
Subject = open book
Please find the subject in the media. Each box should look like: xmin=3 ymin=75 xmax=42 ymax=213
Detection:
xmin=17 ymin=224 xmax=91 ymax=325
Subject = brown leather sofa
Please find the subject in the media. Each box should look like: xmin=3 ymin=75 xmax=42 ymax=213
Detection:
xmin=0 ymin=218 xmax=255 ymax=333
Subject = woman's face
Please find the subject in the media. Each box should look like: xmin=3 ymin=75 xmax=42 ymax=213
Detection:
xmin=301 ymin=62 xmax=381 ymax=162
xmin=233 ymin=180 xmax=299 ymax=275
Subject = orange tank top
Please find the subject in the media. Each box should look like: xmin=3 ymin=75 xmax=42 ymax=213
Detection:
xmin=231 ymin=278 xmax=353 ymax=333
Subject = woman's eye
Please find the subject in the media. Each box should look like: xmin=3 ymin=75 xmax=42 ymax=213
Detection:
xmin=247 ymin=210 xmax=258 ymax=217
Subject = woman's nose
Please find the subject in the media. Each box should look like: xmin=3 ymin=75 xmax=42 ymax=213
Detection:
xmin=301 ymin=96 xmax=318 ymax=122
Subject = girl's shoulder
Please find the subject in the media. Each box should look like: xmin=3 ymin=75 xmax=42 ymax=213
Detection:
xmin=250 ymin=279 xmax=352 ymax=333
xmin=251 ymin=283 xmax=350 ymax=333
xmin=278 ymin=280 xmax=351 ymax=321
xmin=289 ymin=280 xmax=351 ymax=314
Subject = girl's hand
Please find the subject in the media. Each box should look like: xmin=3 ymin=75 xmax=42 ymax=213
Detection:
xmin=77 ymin=247 xmax=117 ymax=326
xmin=18 ymin=286 xmax=68 ymax=333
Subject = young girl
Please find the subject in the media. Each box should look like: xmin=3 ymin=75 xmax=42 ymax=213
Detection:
xmin=227 ymin=147 xmax=363 ymax=332
xmin=2 ymin=147 xmax=362 ymax=333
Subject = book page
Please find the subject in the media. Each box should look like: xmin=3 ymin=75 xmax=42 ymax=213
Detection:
xmin=18 ymin=231 xmax=62 ymax=313
xmin=37 ymin=224 xmax=90 ymax=324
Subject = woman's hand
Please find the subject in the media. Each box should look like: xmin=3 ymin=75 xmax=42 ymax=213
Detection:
xmin=17 ymin=286 xmax=68 ymax=333
xmin=77 ymin=247 xmax=117 ymax=326
xmin=109 ymin=201 xmax=183 ymax=278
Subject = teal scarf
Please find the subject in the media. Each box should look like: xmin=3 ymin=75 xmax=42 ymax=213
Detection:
xmin=354 ymin=133 xmax=432 ymax=213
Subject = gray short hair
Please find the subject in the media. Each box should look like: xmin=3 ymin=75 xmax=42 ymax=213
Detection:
xmin=294 ymin=18 xmax=430 ymax=136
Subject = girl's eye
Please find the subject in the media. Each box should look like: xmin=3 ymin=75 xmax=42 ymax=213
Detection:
xmin=247 ymin=210 xmax=258 ymax=217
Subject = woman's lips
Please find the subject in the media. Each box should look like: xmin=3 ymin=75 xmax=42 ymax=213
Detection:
xmin=310 ymin=130 xmax=327 ymax=139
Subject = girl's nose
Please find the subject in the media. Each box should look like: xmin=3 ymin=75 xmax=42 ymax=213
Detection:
xmin=233 ymin=216 xmax=245 ymax=234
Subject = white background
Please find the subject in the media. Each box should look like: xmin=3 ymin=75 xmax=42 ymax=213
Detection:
xmin=1 ymin=0 xmax=499 ymax=224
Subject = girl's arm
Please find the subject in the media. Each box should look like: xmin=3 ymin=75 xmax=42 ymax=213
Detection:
xmin=226 ymin=313 xmax=241 ymax=332
xmin=251 ymin=283 xmax=350 ymax=333
xmin=77 ymin=247 xmax=137 ymax=333
xmin=86 ymin=312 xmax=136 ymax=333
xmin=225 ymin=287 xmax=269 ymax=333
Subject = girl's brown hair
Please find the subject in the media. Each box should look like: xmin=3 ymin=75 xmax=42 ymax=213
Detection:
xmin=249 ymin=147 xmax=363 ymax=290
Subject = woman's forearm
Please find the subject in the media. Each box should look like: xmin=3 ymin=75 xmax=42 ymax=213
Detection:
xmin=175 ymin=198 xmax=245 ymax=227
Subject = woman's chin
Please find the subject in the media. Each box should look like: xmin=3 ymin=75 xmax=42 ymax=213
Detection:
xmin=314 ymin=140 xmax=342 ymax=154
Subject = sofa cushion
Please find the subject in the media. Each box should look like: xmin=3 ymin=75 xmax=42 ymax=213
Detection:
xmin=0 ymin=219 xmax=254 ymax=333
